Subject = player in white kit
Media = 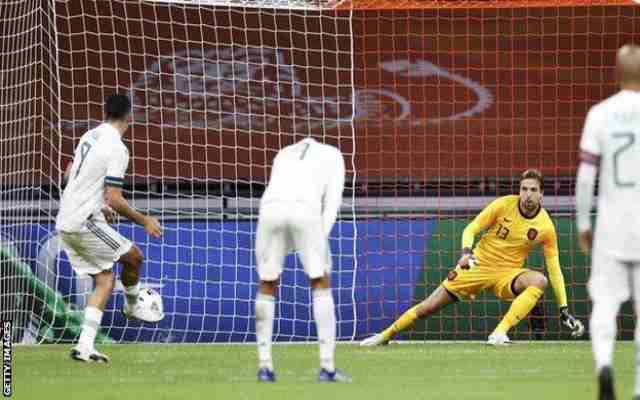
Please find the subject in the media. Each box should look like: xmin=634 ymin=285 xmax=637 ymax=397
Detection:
xmin=576 ymin=44 xmax=640 ymax=400
xmin=254 ymin=137 xmax=349 ymax=382
xmin=56 ymin=95 xmax=163 ymax=363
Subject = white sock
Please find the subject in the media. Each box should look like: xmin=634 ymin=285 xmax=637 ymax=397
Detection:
xmin=124 ymin=282 xmax=140 ymax=305
xmin=590 ymin=301 xmax=620 ymax=373
xmin=78 ymin=306 xmax=103 ymax=350
xmin=255 ymin=293 xmax=275 ymax=370
xmin=313 ymin=288 xmax=336 ymax=372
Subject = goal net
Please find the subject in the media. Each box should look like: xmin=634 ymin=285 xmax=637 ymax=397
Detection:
xmin=1 ymin=0 xmax=639 ymax=344
xmin=0 ymin=0 xmax=66 ymax=344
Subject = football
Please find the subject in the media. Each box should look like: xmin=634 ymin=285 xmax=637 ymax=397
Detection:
xmin=135 ymin=287 xmax=165 ymax=323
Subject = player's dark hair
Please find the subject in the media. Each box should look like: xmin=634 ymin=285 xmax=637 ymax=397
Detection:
xmin=105 ymin=94 xmax=131 ymax=121
xmin=520 ymin=169 xmax=544 ymax=191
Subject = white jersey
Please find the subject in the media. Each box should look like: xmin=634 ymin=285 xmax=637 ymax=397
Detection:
xmin=580 ymin=90 xmax=640 ymax=260
xmin=56 ymin=123 xmax=129 ymax=232
xmin=260 ymin=138 xmax=345 ymax=236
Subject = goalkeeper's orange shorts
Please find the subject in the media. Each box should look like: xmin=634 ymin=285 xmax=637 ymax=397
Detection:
xmin=441 ymin=264 xmax=530 ymax=301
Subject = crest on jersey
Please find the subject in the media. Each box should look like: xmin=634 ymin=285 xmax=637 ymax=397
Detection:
xmin=527 ymin=228 xmax=538 ymax=241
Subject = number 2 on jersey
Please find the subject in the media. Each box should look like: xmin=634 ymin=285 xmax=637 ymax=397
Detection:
xmin=75 ymin=142 xmax=93 ymax=178
xmin=612 ymin=132 xmax=636 ymax=188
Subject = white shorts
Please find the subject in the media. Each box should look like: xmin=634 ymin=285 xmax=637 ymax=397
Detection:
xmin=58 ymin=220 xmax=133 ymax=276
xmin=588 ymin=250 xmax=640 ymax=304
xmin=255 ymin=202 xmax=331 ymax=281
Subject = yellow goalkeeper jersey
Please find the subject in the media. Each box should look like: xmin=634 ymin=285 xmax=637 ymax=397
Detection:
xmin=462 ymin=195 xmax=567 ymax=307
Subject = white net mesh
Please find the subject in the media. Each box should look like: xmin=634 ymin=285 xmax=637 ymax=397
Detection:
xmin=1 ymin=0 xmax=357 ymax=343
xmin=0 ymin=0 xmax=64 ymax=344
xmin=6 ymin=0 xmax=640 ymax=345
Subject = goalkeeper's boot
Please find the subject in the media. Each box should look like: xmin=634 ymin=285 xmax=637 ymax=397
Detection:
xmin=597 ymin=366 xmax=616 ymax=400
xmin=359 ymin=333 xmax=389 ymax=347
xmin=486 ymin=332 xmax=513 ymax=346
xmin=257 ymin=367 xmax=276 ymax=382
xmin=70 ymin=345 xmax=110 ymax=363
xmin=318 ymin=368 xmax=352 ymax=383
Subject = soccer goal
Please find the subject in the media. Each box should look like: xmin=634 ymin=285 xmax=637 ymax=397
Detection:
xmin=1 ymin=0 xmax=639 ymax=344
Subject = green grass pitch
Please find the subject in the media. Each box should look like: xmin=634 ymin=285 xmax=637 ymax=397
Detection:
xmin=13 ymin=342 xmax=636 ymax=400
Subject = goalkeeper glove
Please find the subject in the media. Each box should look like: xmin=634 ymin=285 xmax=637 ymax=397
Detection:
xmin=457 ymin=248 xmax=476 ymax=270
xmin=560 ymin=307 xmax=585 ymax=338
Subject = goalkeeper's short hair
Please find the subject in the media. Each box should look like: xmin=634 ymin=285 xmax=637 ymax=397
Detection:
xmin=520 ymin=168 xmax=544 ymax=191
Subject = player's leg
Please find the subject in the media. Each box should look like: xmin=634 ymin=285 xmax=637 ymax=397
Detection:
xmin=489 ymin=270 xmax=547 ymax=343
xmin=254 ymin=205 xmax=287 ymax=382
xmin=72 ymin=269 xmax=114 ymax=362
xmin=293 ymin=208 xmax=349 ymax=382
xmin=119 ymin=244 xmax=143 ymax=301
xmin=309 ymin=276 xmax=335 ymax=373
xmin=588 ymin=251 xmax=629 ymax=400
xmin=84 ymin=220 xmax=157 ymax=321
xmin=119 ymin=244 xmax=145 ymax=317
xmin=256 ymin=278 xmax=279 ymax=382
xmin=366 ymin=286 xmax=456 ymax=345
xmin=309 ymin=275 xmax=350 ymax=382
xmin=59 ymin=229 xmax=125 ymax=362
xmin=361 ymin=265 xmax=486 ymax=346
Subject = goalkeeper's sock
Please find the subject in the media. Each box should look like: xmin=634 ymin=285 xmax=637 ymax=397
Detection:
xmin=591 ymin=300 xmax=619 ymax=373
xmin=124 ymin=282 xmax=140 ymax=305
xmin=494 ymin=286 xmax=543 ymax=335
xmin=78 ymin=306 xmax=103 ymax=349
xmin=255 ymin=293 xmax=275 ymax=370
xmin=381 ymin=305 xmax=419 ymax=341
xmin=313 ymin=288 xmax=336 ymax=372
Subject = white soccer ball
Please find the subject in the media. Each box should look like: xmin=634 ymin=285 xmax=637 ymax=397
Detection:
xmin=135 ymin=287 xmax=165 ymax=323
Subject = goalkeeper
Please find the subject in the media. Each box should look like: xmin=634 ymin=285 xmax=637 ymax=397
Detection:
xmin=361 ymin=169 xmax=585 ymax=346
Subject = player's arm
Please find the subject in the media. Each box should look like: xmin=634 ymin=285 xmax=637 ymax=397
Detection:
xmin=104 ymin=145 xmax=162 ymax=238
xmin=104 ymin=187 xmax=159 ymax=234
xmin=457 ymin=198 xmax=501 ymax=267
xmin=575 ymin=163 xmax=597 ymax=254
xmin=543 ymin=228 xmax=585 ymax=337
xmin=575 ymin=106 xmax=602 ymax=254
xmin=321 ymin=151 xmax=346 ymax=238
xmin=542 ymin=231 xmax=567 ymax=308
